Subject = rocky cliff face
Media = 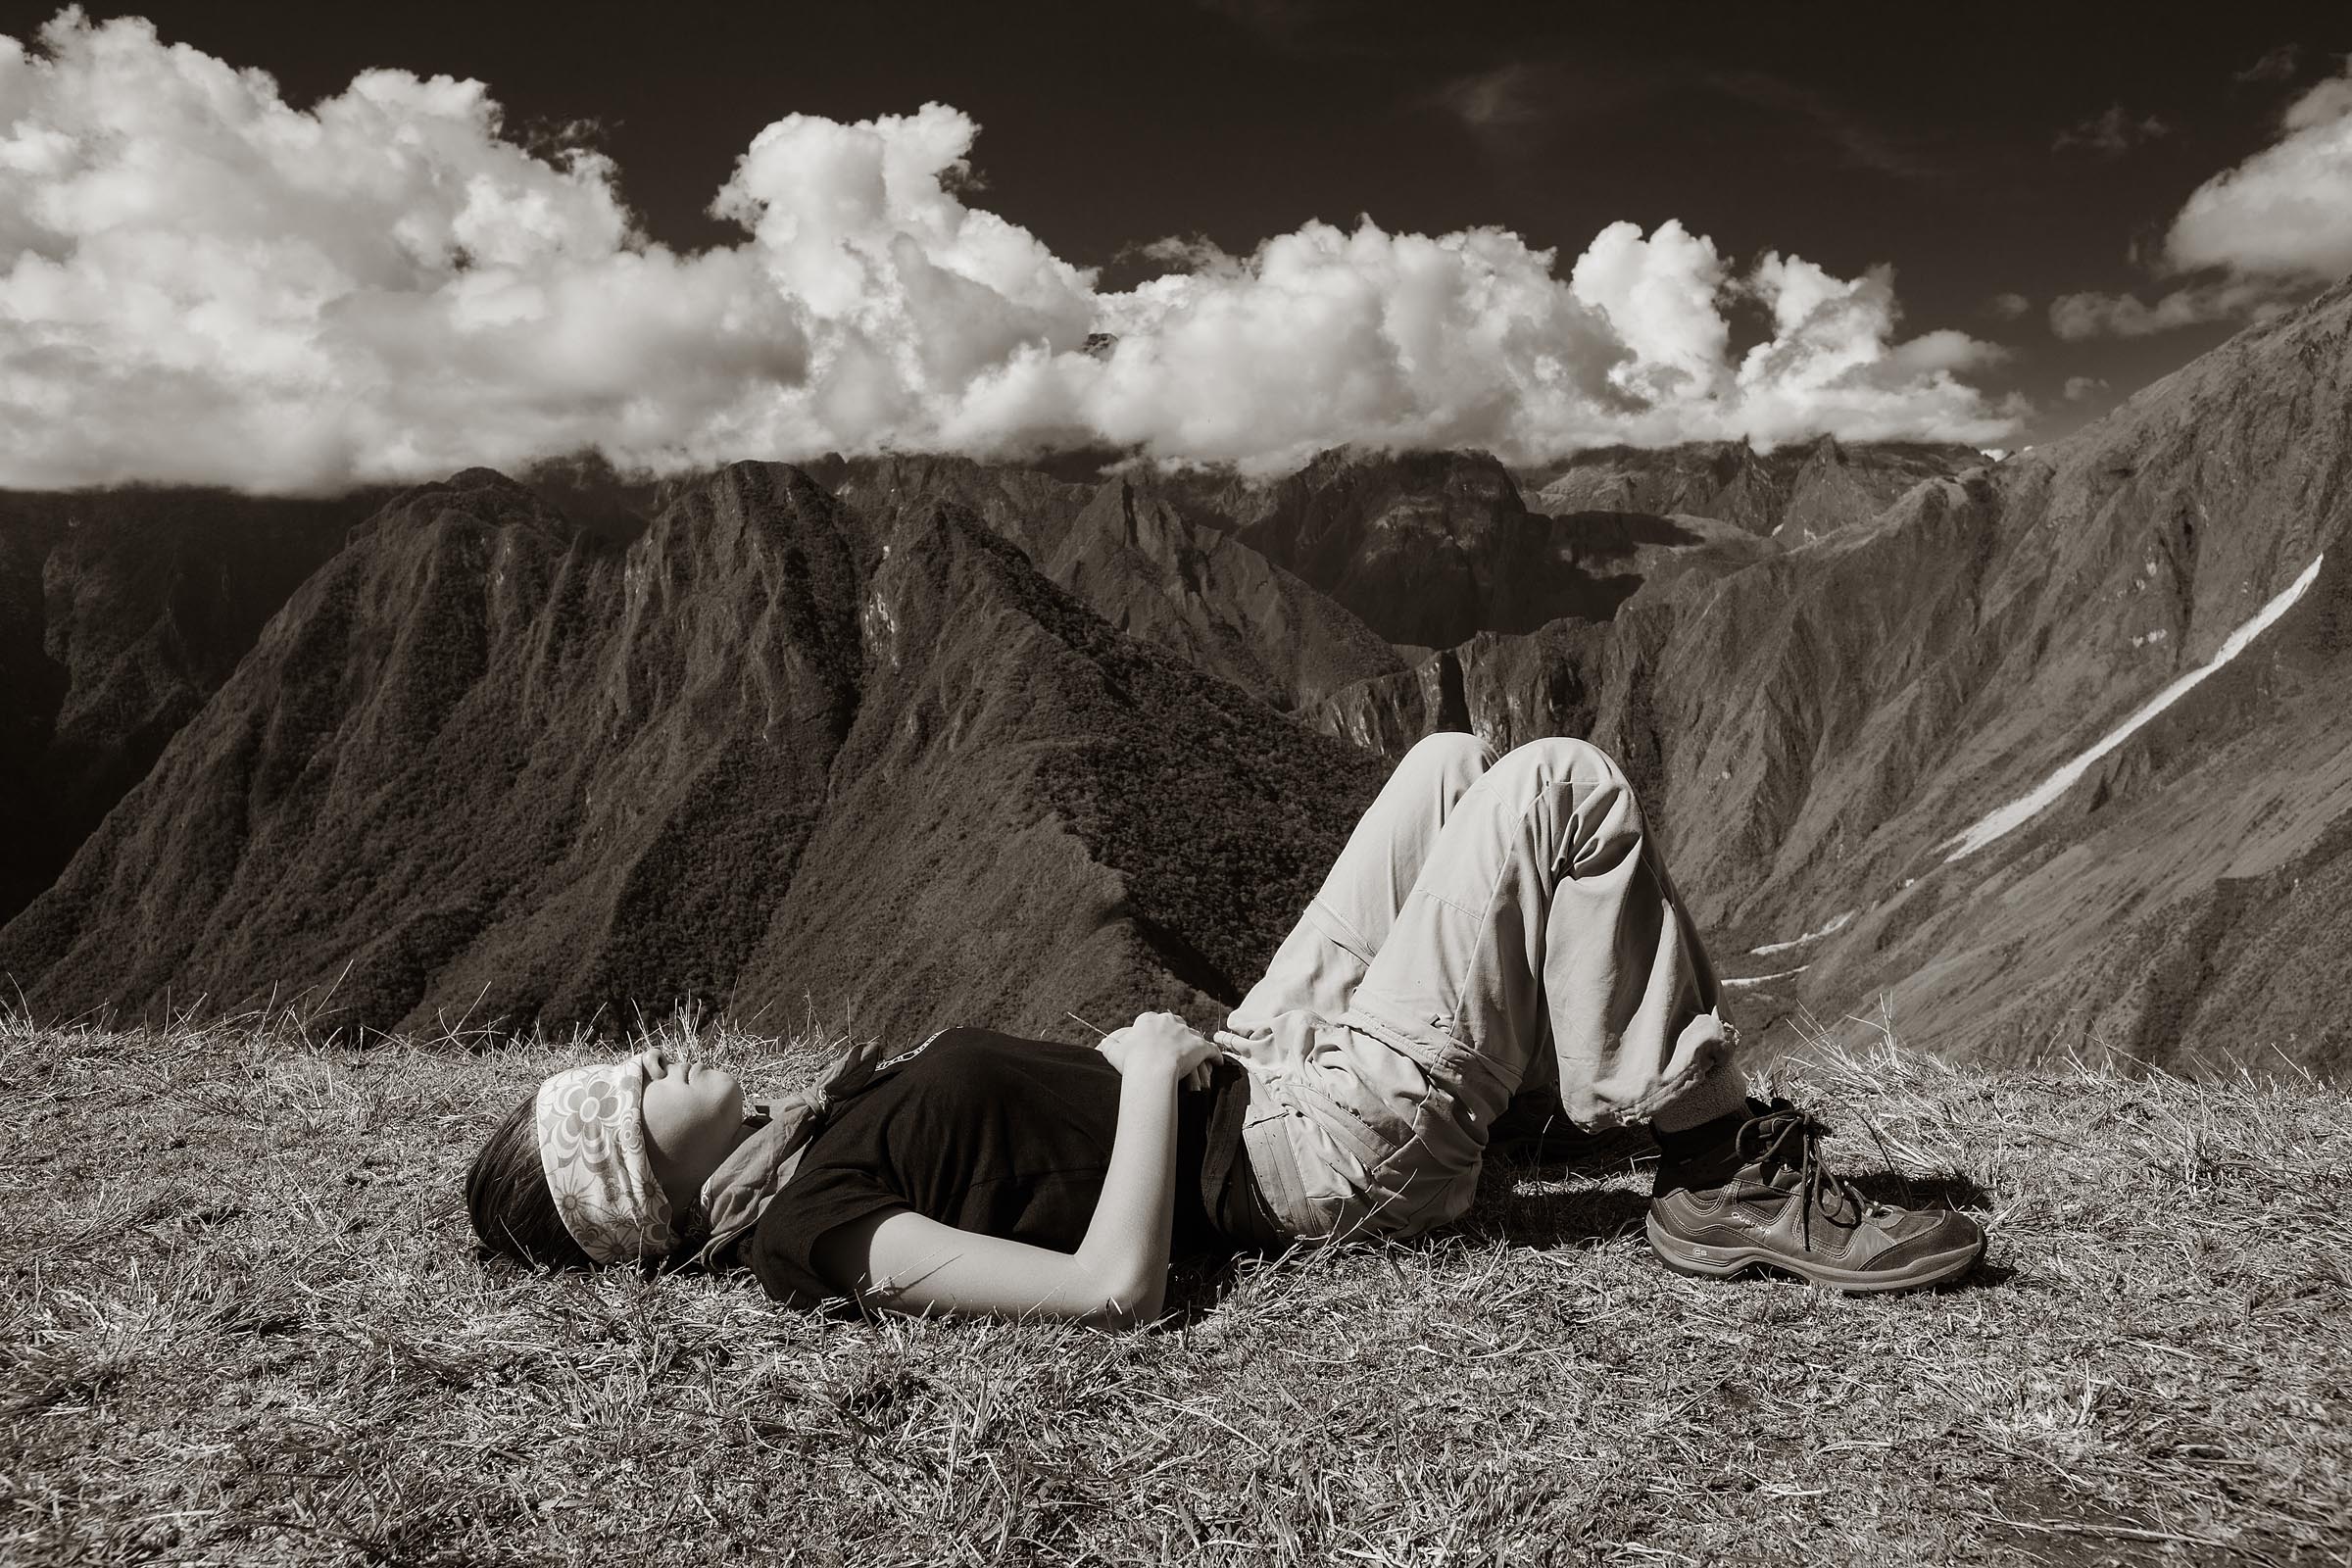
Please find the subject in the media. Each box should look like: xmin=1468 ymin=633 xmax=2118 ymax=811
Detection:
xmin=1799 ymin=288 xmax=2352 ymax=1073
xmin=824 ymin=453 xmax=1099 ymax=568
xmin=0 ymin=489 xmax=384 ymax=923
xmin=1043 ymin=478 xmax=1406 ymax=710
xmin=732 ymin=491 xmax=1390 ymax=1042
xmin=0 ymin=465 xmax=1385 ymax=1045
xmin=1310 ymin=281 xmax=2352 ymax=1075
xmin=1154 ymin=448 xmax=1649 ymax=648
xmin=1525 ymin=437 xmax=1985 ymax=541
xmin=824 ymin=454 xmax=1406 ymax=710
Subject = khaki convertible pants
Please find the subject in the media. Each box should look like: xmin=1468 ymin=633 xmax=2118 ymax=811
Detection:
xmin=1223 ymin=732 xmax=1749 ymax=1242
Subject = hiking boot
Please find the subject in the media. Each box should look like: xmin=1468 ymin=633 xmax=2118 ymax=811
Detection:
xmin=1646 ymin=1098 xmax=1985 ymax=1293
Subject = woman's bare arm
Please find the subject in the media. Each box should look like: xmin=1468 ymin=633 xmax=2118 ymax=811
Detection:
xmin=808 ymin=1012 xmax=1216 ymax=1325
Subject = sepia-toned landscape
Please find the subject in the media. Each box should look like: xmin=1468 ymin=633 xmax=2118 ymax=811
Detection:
xmin=6 ymin=4 xmax=2351 ymax=1563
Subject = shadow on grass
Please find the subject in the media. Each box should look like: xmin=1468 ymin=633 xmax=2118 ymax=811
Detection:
xmin=1457 ymin=1189 xmax=1654 ymax=1251
xmin=1845 ymin=1169 xmax=1996 ymax=1212
xmin=1158 ymin=1123 xmax=2008 ymax=1321
xmin=1160 ymin=1131 xmax=1662 ymax=1322
xmin=1683 ymin=1252 xmax=2015 ymax=1295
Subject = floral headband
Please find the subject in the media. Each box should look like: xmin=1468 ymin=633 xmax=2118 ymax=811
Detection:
xmin=535 ymin=1057 xmax=679 ymax=1264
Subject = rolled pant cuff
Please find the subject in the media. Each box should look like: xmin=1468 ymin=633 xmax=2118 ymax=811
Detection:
xmin=1648 ymin=1060 xmax=1753 ymax=1134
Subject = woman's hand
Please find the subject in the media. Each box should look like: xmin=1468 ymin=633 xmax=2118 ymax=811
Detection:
xmin=820 ymin=1010 xmax=1203 ymax=1325
xmin=1098 ymin=1010 xmax=1220 ymax=1089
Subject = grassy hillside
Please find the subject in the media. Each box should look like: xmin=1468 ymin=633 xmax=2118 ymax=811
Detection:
xmin=3 ymin=1006 xmax=2346 ymax=1565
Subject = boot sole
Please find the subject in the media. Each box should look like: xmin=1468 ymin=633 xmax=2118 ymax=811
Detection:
xmin=1644 ymin=1213 xmax=1984 ymax=1294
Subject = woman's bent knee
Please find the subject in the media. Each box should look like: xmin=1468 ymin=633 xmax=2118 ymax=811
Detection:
xmin=1494 ymin=735 xmax=1624 ymax=790
xmin=1399 ymin=729 xmax=1493 ymax=786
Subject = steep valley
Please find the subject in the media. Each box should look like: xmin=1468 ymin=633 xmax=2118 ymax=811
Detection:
xmin=3 ymin=284 xmax=2348 ymax=1074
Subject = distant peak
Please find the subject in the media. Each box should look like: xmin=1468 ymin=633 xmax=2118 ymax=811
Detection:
xmin=376 ymin=466 xmax=557 ymax=523
xmin=345 ymin=466 xmax=579 ymax=551
xmin=442 ymin=466 xmax=532 ymax=494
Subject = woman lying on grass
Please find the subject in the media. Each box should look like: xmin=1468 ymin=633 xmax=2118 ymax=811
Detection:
xmin=468 ymin=734 xmax=1987 ymax=1322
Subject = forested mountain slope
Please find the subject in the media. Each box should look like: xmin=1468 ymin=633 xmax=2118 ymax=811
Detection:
xmin=0 ymin=489 xmax=386 ymax=922
xmin=0 ymin=466 xmax=1384 ymax=1044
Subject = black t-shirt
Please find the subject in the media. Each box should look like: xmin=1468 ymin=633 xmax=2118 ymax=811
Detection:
xmin=742 ymin=1027 xmax=1272 ymax=1307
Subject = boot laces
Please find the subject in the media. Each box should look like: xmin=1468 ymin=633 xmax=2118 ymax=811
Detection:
xmin=1740 ymin=1103 xmax=1874 ymax=1249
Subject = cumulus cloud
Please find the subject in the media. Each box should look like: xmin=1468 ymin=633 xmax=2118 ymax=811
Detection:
xmin=2062 ymin=375 xmax=2109 ymax=401
xmin=2166 ymin=65 xmax=2352 ymax=278
xmin=1984 ymin=291 xmax=2031 ymax=319
xmin=2055 ymin=62 xmax=2352 ymax=337
xmin=0 ymin=11 xmax=2021 ymax=492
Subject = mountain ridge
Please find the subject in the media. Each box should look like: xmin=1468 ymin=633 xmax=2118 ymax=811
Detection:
xmin=0 ymin=461 xmax=1387 ymax=1045
xmin=4 ymin=305 xmax=2348 ymax=1072
xmin=1305 ymin=277 xmax=2352 ymax=1072
xmin=1520 ymin=435 xmax=1986 ymax=540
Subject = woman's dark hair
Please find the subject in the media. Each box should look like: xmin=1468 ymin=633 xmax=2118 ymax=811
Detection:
xmin=466 ymin=1090 xmax=714 ymax=1270
xmin=466 ymin=1094 xmax=593 ymax=1269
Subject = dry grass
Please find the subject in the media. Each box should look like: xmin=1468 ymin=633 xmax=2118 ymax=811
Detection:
xmin=2 ymin=1000 xmax=2347 ymax=1567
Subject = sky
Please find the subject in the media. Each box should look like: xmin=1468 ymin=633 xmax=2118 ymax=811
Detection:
xmin=2 ymin=1 xmax=2349 ymax=492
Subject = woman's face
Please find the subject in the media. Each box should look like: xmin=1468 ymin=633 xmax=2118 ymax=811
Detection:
xmin=634 ymin=1048 xmax=745 ymax=1211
